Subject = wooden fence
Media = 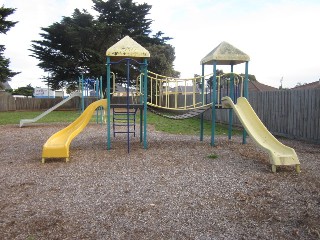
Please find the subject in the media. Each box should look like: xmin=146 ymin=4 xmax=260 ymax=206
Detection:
xmin=202 ymin=89 xmax=320 ymax=143
xmin=0 ymin=92 xmax=97 ymax=111
xmin=1 ymin=89 xmax=319 ymax=143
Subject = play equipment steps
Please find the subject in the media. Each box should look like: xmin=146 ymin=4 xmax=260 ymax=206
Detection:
xmin=112 ymin=108 xmax=137 ymax=137
xmin=20 ymin=92 xmax=82 ymax=127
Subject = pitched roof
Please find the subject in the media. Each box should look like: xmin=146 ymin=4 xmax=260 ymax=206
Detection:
xmin=249 ymin=80 xmax=278 ymax=92
xmin=106 ymin=35 xmax=150 ymax=61
xmin=292 ymin=81 xmax=320 ymax=90
xmin=201 ymin=41 xmax=250 ymax=65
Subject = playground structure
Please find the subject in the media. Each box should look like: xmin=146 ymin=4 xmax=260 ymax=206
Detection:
xmin=222 ymin=96 xmax=300 ymax=172
xmin=146 ymin=71 xmax=244 ymax=119
xmin=106 ymin=36 xmax=149 ymax=153
xmin=41 ymin=36 xmax=300 ymax=172
xmin=19 ymin=92 xmax=82 ymax=127
xmin=42 ymin=99 xmax=107 ymax=163
xmin=19 ymin=76 xmax=103 ymax=127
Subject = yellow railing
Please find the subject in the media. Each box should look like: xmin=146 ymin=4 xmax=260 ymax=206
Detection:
xmin=111 ymin=71 xmax=244 ymax=110
xmin=147 ymin=71 xmax=243 ymax=110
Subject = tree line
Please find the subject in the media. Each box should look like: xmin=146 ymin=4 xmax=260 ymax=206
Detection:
xmin=1 ymin=0 xmax=179 ymax=92
xmin=1 ymin=0 xmax=259 ymax=95
xmin=0 ymin=5 xmax=19 ymax=87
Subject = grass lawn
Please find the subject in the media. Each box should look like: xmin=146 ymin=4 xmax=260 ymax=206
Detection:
xmin=0 ymin=111 xmax=82 ymax=125
xmin=0 ymin=110 xmax=242 ymax=136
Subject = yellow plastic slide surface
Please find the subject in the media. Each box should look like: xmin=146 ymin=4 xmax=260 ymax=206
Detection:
xmin=222 ymin=97 xmax=300 ymax=166
xmin=42 ymin=99 xmax=107 ymax=161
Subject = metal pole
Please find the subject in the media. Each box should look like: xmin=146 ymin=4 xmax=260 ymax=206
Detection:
xmin=139 ymin=70 xmax=143 ymax=143
xmin=143 ymin=59 xmax=148 ymax=149
xmin=106 ymin=57 xmax=111 ymax=150
xmin=81 ymin=75 xmax=84 ymax=112
xmin=200 ymin=64 xmax=205 ymax=141
xmin=47 ymin=73 xmax=50 ymax=98
xmin=95 ymin=78 xmax=99 ymax=124
xmin=211 ymin=62 xmax=217 ymax=146
xmin=126 ymin=59 xmax=130 ymax=153
xmin=243 ymin=61 xmax=249 ymax=144
xmin=228 ymin=65 xmax=234 ymax=140
xmin=100 ymin=76 xmax=103 ymax=124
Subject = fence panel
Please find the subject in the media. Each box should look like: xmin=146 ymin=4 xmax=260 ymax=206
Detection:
xmin=201 ymin=89 xmax=320 ymax=143
xmin=0 ymin=95 xmax=85 ymax=111
xmin=0 ymin=92 xmax=15 ymax=111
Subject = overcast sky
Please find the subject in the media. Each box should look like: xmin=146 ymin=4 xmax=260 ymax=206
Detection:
xmin=1 ymin=0 xmax=320 ymax=89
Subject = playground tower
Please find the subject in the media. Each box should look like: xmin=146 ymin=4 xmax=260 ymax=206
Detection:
xmin=106 ymin=36 xmax=150 ymax=152
xmin=200 ymin=41 xmax=250 ymax=145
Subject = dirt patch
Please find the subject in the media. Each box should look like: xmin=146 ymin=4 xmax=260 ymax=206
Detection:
xmin=0 ymin=123 xmax=319 ymax=239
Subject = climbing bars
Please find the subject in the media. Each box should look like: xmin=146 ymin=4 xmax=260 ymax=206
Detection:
xmin=145 ymin=71 xmax=244 ymax=110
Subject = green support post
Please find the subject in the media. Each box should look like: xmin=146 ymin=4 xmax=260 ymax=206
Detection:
xmin=143 ymin=59 xmax=148 ymax=149
xmin=140 ymin=109 xmax=143 ymax=143
xmin=106 ymin=57 xmax=111 ymax=150
xmin=228 ymin=65 xmax=234 ymax=140
xmin=211 ymin=62 xmax=217 ymax=146
xmin=139 ymin=69 xmax=143 ymax=143
xmin=242 ymin=61 xmax=249 ymax=144
xmin=200 ymin=64 xmax=205 ymax=141
xmin=100 ymin=76 xmax=103 ymax=125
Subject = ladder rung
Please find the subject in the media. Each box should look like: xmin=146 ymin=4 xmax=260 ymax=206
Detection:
xmin=113 ymin=113 xmax=136 ymax=116
xmin=114 ymin=131 xmax=136 ymax=134
xmin=113 ymin=117 xmax=135 ymax=120
xmin=114 ymin=123 xmax=135 ymax=126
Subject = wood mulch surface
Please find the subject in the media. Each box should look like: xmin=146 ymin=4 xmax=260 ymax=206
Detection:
xmin=0 ymin=123 xmax=319 ymax=239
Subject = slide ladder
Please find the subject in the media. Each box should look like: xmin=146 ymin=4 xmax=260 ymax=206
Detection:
xmin=20 ymin=92 xmax=82 ymax=127
xmin=222 ymin=96 xmax=300 ymax=173
xmin=112 ymin=108 xmax=137 ymax=137
xmin=42 ymin=99 xmax=107 ymax=163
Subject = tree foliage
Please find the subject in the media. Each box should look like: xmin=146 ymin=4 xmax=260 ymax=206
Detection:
xmin=0 ymin=5 xmax=20 ymax=84
xmin=9 ymin=84 xmax=34 ymax=97
xmin=30 ymin=0 xmax=178 ymax=91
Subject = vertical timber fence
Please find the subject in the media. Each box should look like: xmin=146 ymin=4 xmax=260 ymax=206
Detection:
xmin=0 ymin=92 xmax=96 ymax=112
xmin=1 ymin=89 xmax=319 ymax=143
xmin=202 ymin=89 xmax=320 ymax=143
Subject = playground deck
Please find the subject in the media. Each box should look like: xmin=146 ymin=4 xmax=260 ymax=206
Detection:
xmin=0 ymin=123 xmax=319 ymax=239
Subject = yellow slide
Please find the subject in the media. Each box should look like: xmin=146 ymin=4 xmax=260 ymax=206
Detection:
xmin=42 ymin=99 xmax=107 ymax=163
xmin=222 ymin=97 xmax=300 ymax=173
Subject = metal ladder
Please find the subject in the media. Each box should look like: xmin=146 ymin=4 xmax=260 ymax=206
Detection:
xmin=112 ymin=108 xmax=138 ymax=137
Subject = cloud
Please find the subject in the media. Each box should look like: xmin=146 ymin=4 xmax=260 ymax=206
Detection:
xmin=140 ymin=0 xmax=320 ymax=88
xmin=2 ymin=0 xmax=94 ymax=88
xmin=1 ymin=0 xmax=319 ymax=89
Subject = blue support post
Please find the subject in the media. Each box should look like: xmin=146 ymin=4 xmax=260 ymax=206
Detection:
xmin=211 ymin=62 xmax=217 ymax=146
xmin=106 ymin=57 xmax=111 ymax=150
xmin=80 ymin=75 xmax=84 ymax=113
xmin=99 ymin=76 xmax=103 ymax=124
xmin=200 ymin=64 xmax=205 ymax=141
xmin=242 ymin=61 xmax=249 ymax=144
xmin=95 ymin=78 xmax=99 ymax=124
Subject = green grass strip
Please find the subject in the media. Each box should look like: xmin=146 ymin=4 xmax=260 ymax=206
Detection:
xmin=0 ymin=110 xmax=241 ymax=136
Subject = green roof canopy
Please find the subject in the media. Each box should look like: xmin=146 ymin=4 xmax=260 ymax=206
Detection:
xmin=201 ymin=41 xmax=250 ymax=65
xmin=106 ymin=35 xmax=150 ymax=61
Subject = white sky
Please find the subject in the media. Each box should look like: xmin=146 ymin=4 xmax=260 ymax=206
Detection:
xmin=1 ymin=0 xmax=320 ymax=89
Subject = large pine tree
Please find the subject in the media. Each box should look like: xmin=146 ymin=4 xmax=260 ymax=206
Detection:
xmin=0 ymin=5 xmax=19 ymax=85
xmin=30 ymin=0 xmax=178 ymax=91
